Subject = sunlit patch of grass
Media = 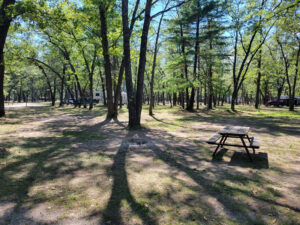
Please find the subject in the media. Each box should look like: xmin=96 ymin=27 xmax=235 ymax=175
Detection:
xmin=0 ymin=124 xmax=17 ymax=133
xmin=52 ymin=189 xmax=91 ymax=209
xmin=254 ymin=110 xmax=300 ymax=118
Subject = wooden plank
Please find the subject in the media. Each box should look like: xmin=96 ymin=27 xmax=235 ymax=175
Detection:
xmin=250 ymin=136 xmax=260 ymax=148
xmin=207 ymin=133 xmax=221 ymax=144
xmin=219 ymin=126 xmax=249 ymax=136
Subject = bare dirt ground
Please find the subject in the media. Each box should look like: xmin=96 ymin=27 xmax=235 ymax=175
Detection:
xmin=0 ymin=105 xmax=300 ymax=225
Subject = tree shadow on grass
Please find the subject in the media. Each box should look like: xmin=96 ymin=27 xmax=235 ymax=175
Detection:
xmin=0 ymin=116 xmax=113 ymax=224
xmin=101 ymin=130 xmax=157 ymax=225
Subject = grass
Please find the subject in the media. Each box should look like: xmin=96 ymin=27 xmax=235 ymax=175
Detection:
xmin=0 ymin=104 xmax=300 ymax=224
xmin=58 ymin=130 xmax=107 ymax=141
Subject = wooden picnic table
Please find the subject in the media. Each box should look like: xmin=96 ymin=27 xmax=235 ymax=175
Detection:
xmin=207 ymin=126 xmax=260 ymax=161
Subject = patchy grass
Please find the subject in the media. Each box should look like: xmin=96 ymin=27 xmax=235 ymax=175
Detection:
xmin=58 ymin=130 xmax=107 ymax=141
xmin=0 ymin=104 xmax=300 ymax=225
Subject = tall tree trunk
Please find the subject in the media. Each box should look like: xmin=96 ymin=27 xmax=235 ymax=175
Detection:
xmin=36 ymin=64 xmax=56 ymax=106
xmin=89 ymin=71 xmax=93 ymax=110
xmin=255 ymin=35 xmax=263 ymax=109
xmin=52 ymin=77 xmax=56 ymax=107
xmin=113 ymin=59 xmax=125 ymax=114
xmin=207 ymin=38 xmax=213 ymax=110
xmin=18 ymin=79 xmax=22 ymax=102
xmin=0 ymin=0 xmax=16 ymax=117
xmin=179 ymin=23 xmax=189 ymax=108
xmin=122 ymin=0 xmax=137 ymax=127
xmin=291 ymin=40 xmax=300 ymax=110
xmin=59 ymin=65 xmax=66 ymax=107
xmin=99 ymin=69 xmax=107 ymax=106
xmin=149 ymin=8 xmax=165 ymax=115
xmin=135 ymin=0 xmax=153 ymax=126
xmin=187 ymin=12 xmax=200 ymax=111
xmin=173 ymin=92 xmax=177 ymax=106
xmin=99 ymin=2 xmax=115 ymax=117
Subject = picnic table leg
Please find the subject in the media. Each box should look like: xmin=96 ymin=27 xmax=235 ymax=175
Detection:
xmin=246 ymin=135 xmax=255 ymax=154
xmin=221 ymin=135 xmax=228 ymax=148
xmin=213 ymin=135 xmax=226 ymax=157
xmin=240 ymin=137 xmax=253 ymax=161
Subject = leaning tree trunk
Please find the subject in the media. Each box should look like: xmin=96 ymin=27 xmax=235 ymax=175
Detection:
xmin=255 ymin=36 xmax=263 ymax=109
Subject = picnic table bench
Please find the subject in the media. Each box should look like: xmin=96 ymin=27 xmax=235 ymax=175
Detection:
xmin=207 ymin=126 xmax=260 ymax=161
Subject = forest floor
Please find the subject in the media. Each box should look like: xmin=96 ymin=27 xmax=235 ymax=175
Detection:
xmin=0 ymin=104 xmax=300 ymax=225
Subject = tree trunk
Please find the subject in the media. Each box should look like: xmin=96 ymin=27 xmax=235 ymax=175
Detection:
xmin=187 ymin=4 xmax=200 ymax=112
xmin=122 ymin=0 xmax=137 ymax=127
xmin=89 ymin=71 xmax=93 ymax=110
xmin=52 ymin=77 xmax=56 ymax=107
xmin=255 ymin=41 xmax=262 ymax=109
xmin=135 ymin=0 xmax=153 ymax=126
xmin=113 ymin=59 xmax=125 ymax=115
xmin=207 ymin=56 xmax=213 ymax=109
xmin=99 ymin=2 xmax=115 ymax=117
xmin=290 ymin=40 xmax=300 ymax=111
xmin=99 ymin=69 xmax=107 ymax=106
xmin=173 ymin=92 xmax=177 ymax=106
xmin=149 ymin=8 xmax=165 ymax=115
xmin=0 ymin=0 xmax=16 ymax=117
xmin=59 ymin=72 xmax=65 ymax=107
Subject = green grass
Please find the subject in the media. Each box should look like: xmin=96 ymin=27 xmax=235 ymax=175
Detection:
xmin=58 ymin=130 xmax=107 ymax=141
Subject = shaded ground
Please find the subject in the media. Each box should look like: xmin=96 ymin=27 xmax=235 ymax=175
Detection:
xmin=0 ymin=105 xmax=300 ymax=225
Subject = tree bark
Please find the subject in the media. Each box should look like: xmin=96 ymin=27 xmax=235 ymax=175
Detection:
xmin=135 ymin=0 xmax=153 ymax=126
xmin=99 ymin=2 xmax=115 ymax=117
xmin=99 ymin=69 xmax=107 ymax=106
xmin=149 ymin=7 xmax=166 ymax=115
xmin=0 ymin=0 xmax=16 ymax=117
xmin=59 ymin=65 xmax=66 ymax=107
xmin=187 ymin=11 xmax=200 ymax=111
xmin=207 ymin=35 xmax=213 ymax=110
xmin=122 ymin=0 xmax=137 ymax=128
xmin=255 ymin=46 xmax=262 ymax=109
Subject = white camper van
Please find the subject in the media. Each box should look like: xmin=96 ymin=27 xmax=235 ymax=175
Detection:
xmin=93 ymin=90 xmax=127 ymax=104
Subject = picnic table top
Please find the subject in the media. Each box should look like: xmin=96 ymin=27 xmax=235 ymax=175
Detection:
xmin=218 ymin=126 xmax=250 ymax=136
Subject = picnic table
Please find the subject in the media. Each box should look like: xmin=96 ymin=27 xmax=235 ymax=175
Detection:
xmin=207 ymin=126 xmax=260 ymax=161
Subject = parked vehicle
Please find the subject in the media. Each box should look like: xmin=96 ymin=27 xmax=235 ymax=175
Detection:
xmin=83 ymin=97 xmax=99 ymax=105
xmin=268 ymin=96 xmax=300 ymax=106
xmin=67 ymin=98 xmax=74 ymax=105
